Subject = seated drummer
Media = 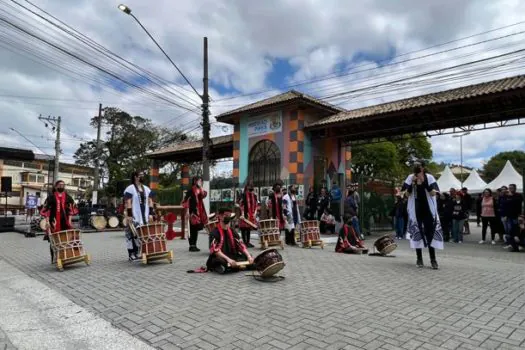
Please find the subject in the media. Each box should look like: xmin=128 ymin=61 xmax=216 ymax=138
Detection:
xmin=206 ymin=208 xmax=255 ymax=274
xmin=335 ymin=215 xmax=367 ymax=253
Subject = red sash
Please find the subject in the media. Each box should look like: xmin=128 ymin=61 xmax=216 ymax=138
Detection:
xmin=217 ymin=225 xmax=236 ymax=254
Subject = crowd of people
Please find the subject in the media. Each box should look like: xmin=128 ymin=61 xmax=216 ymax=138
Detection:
xmin=391 ymin=182 xmax=525 ymax=252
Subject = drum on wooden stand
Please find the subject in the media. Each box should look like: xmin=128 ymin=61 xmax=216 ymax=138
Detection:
xmin=373 ymin=234 xmax=397 ymax=256
xmin=107 ymin=216 xmax=119 ymax=228
xmin=299 ymin=220 xmax=324 ymax=249
xmin=90 ymin=215 xmax=107 ymax=231
xmin=258 ymin=219 xmax=284 ymax=250
xmin=136 ymin=223 xmax=173 ymax=264
xmin=49 ymin=229 xmax=90 ymax=271
xmin=253 ymin=248 xmax=285 ymax=278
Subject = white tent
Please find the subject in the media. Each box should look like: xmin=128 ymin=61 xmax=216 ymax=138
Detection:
xmin=486 ymin=160 xmax=523 ymax=191
xmin=437 ymin=165 xmax=462 ymax=192
xmin=462 ymin=169 xmax=488 ymax=193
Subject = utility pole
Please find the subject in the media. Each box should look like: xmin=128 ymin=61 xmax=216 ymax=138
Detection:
xmin=93 ymin=103 xmax=103 ymax=191
xmin=38 ymin=115 xmax=61 ymax=184
xmin=202 ymin=37 xmax=210 ymax=212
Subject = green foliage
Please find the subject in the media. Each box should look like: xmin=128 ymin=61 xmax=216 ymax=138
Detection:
xmin=351 ymin=134 xmax=434 ymax=181
xmin=73 ymin=107 xmax=187 ymax=197
xmin=481 ymin=151 xmax=525 ymax=182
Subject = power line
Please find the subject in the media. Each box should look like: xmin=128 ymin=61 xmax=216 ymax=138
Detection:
xmin=213 ymin=20 xmax=525 ymax=102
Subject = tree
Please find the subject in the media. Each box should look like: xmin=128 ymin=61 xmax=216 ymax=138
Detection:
xmin=351 ymin=142 xmax=399 ymax=179
xmin=74 ymin=107 xmax=188 ymax=196
xmin=481 ymin=151 xmax=525 ymax=182
xmin=351 ymin=134 xmax=434 ymax=182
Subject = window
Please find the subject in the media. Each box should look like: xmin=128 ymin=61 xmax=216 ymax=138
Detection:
xmin=21 ymin=172 xmax=45 ymax=184
xmin=72 ymin=178 xmax=89 ymax=188
xmin=248 ymin=140 xmax=281 ymax=187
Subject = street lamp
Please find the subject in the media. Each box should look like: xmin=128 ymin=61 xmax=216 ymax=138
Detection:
xmin=118 ymin=4 xmax=211 ymax=211
xmin=452 ymin=131 xmax=470 ymax=186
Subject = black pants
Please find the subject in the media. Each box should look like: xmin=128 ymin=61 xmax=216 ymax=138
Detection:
xmin=241 ymin=229 xmax=251 ymax=245
xmin=189 ymin=224 xmax=200 ymax=247
xmin=285 ymin=229 xmax=296 ymax=245
xmin=416 ymin=213 xmax=437 ymax=262
xmin=481 ymin=217 xmax=496 ymax=241
xmin=128 ymin=238 xmax=138 ymax=258
xmin=441 ymin=217 xmax=452 ymax=242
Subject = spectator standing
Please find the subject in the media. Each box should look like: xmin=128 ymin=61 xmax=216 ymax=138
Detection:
xmin=479 ymin=189 xmax=497 ymax=245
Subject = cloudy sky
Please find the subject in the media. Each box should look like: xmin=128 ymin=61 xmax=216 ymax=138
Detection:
xmin=1 ymin=0 xmax=525 ymax=173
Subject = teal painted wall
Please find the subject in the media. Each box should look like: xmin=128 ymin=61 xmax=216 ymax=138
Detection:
xmin=239 ymin=115 xmax=249 ymax=184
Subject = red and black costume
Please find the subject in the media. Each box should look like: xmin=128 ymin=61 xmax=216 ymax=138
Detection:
xmin=183 ymin=178 xmax=208 ymax=252
xmin=238 ymin=185 xmax=258 ymax=246
xmin=268 ymin=186 xmax=285 ymax=230
xmin=40 ymin=190 xmax=76 ymax=234
xmin=335 ymin=223 xmax=366 ymax=253
xmin=206 ymin=225 xmax=253 ymax=274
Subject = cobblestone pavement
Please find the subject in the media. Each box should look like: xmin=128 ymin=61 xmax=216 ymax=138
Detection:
xmin=0 ymin=226 xmax=524 ymax=350
xmin=0 ymin=328 xmax=17 ymax=350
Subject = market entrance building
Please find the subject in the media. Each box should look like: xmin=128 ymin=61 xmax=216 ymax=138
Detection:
xmin=147 ymin=74 xmax=525 ymax=209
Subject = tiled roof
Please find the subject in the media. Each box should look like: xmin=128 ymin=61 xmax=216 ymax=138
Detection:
xmin=148 ymin=134 xmax=233 ymax=156
xmin=309 ymin=75 xmax=525 ymax=127
xmin=216 ymin=90 xmax=345 ymax=121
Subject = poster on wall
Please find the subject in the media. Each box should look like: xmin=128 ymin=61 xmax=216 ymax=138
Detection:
xmin=210 ymin=190 xmax=222 ymax=202
xmin=221 ymin=189 xmax=233 ymax=202
xmin=247 ymin=112 xmax=282 ymax=138
xmin=253 ymin=187 xmax=260 ymax=199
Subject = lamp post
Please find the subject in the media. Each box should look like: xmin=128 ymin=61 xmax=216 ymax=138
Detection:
xmin=452 ymin=131 xmax=470 ymax=186
xmin=118 ymin=4 xmax=211 ymax=211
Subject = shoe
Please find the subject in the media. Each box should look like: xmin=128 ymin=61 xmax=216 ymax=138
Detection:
xmin=247 ymin=243 xmax=255 ymax=248
xmin=416 ymin=260 xmax=424 ymax=268
xmin=479 ymin=240 xmax=485 ymax=244
xmin=503 ymin=245 xmax=511 ymax=249
xmin=189 ymin=246 xmax=199 ymax=252
xmin=491 ymin=240 xmax=496 ymax=245
xmin=459 ymin=241 xmax=463 ymax=244
xmin=431 ymin=261 xmax=439 ymax=270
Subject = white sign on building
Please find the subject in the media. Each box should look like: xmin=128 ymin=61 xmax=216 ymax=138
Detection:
xmin=247 ymin=112 xmax=282 ymax=138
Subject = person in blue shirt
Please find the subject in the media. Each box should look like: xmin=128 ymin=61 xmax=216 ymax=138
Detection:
xmin=330 ymin=181 xmax=342 ymax=223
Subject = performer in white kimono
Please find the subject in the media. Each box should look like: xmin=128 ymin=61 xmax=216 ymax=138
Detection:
xmin=401 ymin=160 xmax=444 ymax=269
xmin=282 ymin=184 xmax=301 ymax=246
xmin=124 ymin=171 xmax=156 ymax=261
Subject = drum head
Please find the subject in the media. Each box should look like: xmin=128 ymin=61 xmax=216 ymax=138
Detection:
xmin=261 ymin=262 xmax=285 ymax=277
xmin=254 ymin=248 xmax=280 ymax=264
xmin=380 ymin=243 xmax=398 ymax=255
xmin=108 ymin=217 xmax=119 ymax=228
xmin=39 ymin=219 xmax=47 ymax=231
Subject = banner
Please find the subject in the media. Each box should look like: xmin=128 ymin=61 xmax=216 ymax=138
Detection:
xmin=25 ymin=195 xmax=38 ymax=209
xmin=247 ymin=112 xmax=282 ymax=138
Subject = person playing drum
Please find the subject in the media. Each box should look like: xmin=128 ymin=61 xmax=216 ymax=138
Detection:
xmin=335 ymin=215 xmax=367 ymax=253
xmin=238 ymin=181 xmax=258 ymax=248
xmin=267 ymin=183 xmax=285 ymax=231
xmin=124 ymin=171 xmax=156 ymax=261
xmin=40 ymin=180 xmax=77 ymax=236
xmin=183 ymin=176 xmax=208 ymax=252
xmin=207 ymin=208 xmax=255 ymax=274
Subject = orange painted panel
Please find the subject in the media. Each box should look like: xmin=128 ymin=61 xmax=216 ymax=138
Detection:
xmin=289 ymin=141 xmax=298 ymax=152
xmin=288 ymin=163 xmax=297 ymax=174
xmin=289 ymin=120 xmax=298 ymax=131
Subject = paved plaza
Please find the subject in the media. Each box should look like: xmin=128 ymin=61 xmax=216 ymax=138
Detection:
xmin=0 ymin=227 xmax=524 ymax=350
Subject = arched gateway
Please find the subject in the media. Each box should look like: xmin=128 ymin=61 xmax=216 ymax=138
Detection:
xmin=248 ymin=140 xmax=280 ymax=187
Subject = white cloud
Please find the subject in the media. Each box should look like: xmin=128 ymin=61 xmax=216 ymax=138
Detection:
xmin=0 ymin=0 xmax=525 ymax=173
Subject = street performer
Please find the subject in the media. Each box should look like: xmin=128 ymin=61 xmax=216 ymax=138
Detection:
xmin=401 ymin=160 xmax=444 ymax=269
xmin=207 ymin=208 xmax=255 ymax=274
xmin=40 ymin=180 xmax=77 ymax=262
xmin=238 ymin=181 xmax=258 ymax=248
xmin=267 ymin=183 xmax=285 ymax=232
xmin=41 ymin=180 xmax=76 ymax=236
xmin=124 ymin=171 xmax=156 ymax=261
xmin=335 ymin=215 xmax=367 ymax=253
xmin=183 ymin=176 xmax=208 ymax=252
